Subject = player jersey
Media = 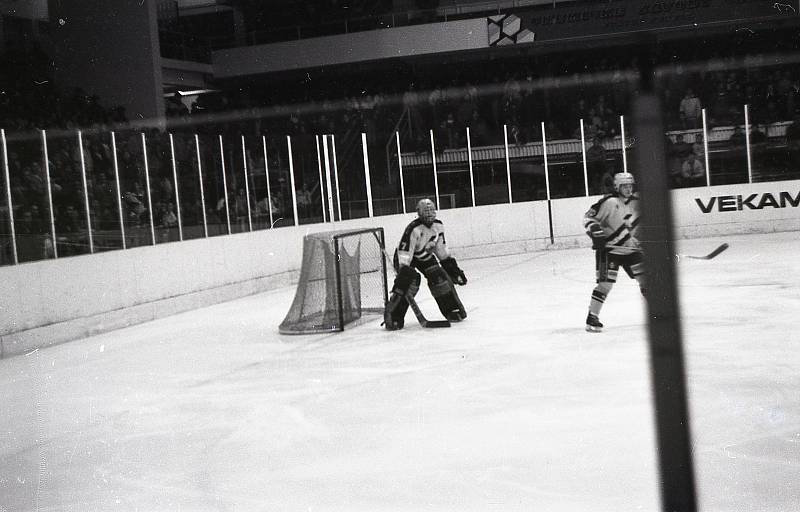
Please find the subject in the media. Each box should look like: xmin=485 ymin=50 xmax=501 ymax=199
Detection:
xmin=396 ymin=218 xmax=450 ymax=268
xmin=583 ymin=193 xmax=641 ymax=255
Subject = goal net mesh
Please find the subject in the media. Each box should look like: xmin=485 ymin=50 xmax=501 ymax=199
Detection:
xmin=279 ymin=227 xmax=387 ymax=334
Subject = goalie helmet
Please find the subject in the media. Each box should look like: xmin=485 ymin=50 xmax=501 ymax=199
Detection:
xmin=613 ymin=172 xmax=635 ymax=192
xmin=416 ymin=198 xmax=437 ymax=226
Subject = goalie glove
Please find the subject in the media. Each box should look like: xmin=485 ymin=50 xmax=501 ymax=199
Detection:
xmin=586 ymin=222 xmax=606 ymax=250
xmin=441 ymin=257 xmax=467 ymax=286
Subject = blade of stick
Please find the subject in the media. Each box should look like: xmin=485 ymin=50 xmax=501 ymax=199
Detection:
xmin=406 ymin=290 xmax=451 ymax=328
xmin=684 ymin=243 xmax=729 ymax=260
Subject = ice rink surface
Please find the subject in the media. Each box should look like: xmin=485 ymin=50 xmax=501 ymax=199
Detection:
xmin=1 ymin=231 xmax=798 ymax=511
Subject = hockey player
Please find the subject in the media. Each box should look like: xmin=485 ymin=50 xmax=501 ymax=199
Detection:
xmin=583 ymin=172 xmax=645 ymax=332
xmin=384 ymin=198 xmax=468 ymax=330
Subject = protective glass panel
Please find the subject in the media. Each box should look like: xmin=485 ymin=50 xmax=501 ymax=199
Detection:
xmin=7 ymin=131 xmax=52 ymax=262
xmin=749 ymin=107 xmax=798 ymax=183
xmin=42 ymin=131 xmax=91 ymax=257
xmin=223 ymin=134 xmax=251 ymax=234
xmin=241 ymin=133 xmax=266 ymax=231
xmin=81 ymin=131 xmax=123 ymax=251
xmin=431 ymin=127 xmax=470 ymax=210
xmin=399 ymin=130 xmax=438 ymax=213
xmin=703 ymin=105 xmax=747 ymax=186
xmin=326 ymin=131 xmax=366 ymax=220
xmin=113 ymin=130 xmax=152 ymax=247
xmin=509 ymin=124 xmax=545 ymax=202
xmin=471 ymin=124 xmax=508 ymax=206
xmin=367 ymin=130 xmax=404 ymax=216
xmin=263 ymin=133 xmax=294 ymax=228
xmin=548 ymin=121 xmax=587 ymax=199
xmin=196 ymin=133 xmax=227 ymax=237
xmin=290 ymin=133 xmax=326 ymax=225
xmin=169 ymin=132 xmax=203 ymax=240
xmin=142 ymin=131 xmax=180 ymax=243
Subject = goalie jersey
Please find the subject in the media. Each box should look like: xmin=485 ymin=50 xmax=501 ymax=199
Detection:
xmin=397 ymin=218 xmax=450 ymax=268
xmin=583 ymin=193 xmax=641 ymax=255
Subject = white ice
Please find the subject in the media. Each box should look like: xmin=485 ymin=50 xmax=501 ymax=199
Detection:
xmin=1 ymin=231 xmax=798 ymax=511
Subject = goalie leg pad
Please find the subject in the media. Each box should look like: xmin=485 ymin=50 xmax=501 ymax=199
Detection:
xmin=384 ymin=271 xmax=421 ymax=330
xmin=392 ymin=265 xmax=419 ymax=295
xmin=424 ymin=266 xmax=467 ymax=321
xmin=384 ymin=293 xmax=406 ymax=330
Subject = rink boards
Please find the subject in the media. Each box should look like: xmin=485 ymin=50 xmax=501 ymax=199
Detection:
xmin=2 ymin=179 xmax=798 ymax=357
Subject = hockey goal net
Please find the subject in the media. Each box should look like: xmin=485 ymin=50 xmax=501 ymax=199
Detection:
xmin=279 ymin=227 xmax=388 ymax=334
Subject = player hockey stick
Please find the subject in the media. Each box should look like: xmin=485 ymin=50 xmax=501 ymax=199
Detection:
xmin=379 ymin=247 xmax=451 ymax=328
xmin=678 ymin=243 xmax=729 ymax=260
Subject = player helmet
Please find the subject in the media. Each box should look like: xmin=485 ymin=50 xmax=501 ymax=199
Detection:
xmin=416 ymin=198 xmax=436 ymax=226
xmin=613 ymin=172 xmax=635 ymax=192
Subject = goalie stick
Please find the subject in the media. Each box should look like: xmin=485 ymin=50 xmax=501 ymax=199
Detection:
xmin=405 ymin=293 xmax=451 ymax=329
xmin=677 ymin=243 xmax=729 ymax=260
xmin=378 ymin=246 xmax=451 ymax=329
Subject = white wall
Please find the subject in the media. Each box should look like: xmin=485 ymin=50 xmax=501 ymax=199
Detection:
xmin=2 ymin=179 xmax=799 ymax=357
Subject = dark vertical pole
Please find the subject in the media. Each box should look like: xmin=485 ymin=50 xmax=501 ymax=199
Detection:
xmin=634 ymin=56 xmax=698 ymax=512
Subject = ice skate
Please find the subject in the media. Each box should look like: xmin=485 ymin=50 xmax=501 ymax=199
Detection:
xmin=585 ymin=313 xmax=603 ymax=333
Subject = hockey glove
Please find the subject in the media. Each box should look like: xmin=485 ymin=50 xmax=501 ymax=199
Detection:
xmin=441 ymin=257 xmax=467 ymax=286
xmin=587 ymin=223 xmax=606 ymax=250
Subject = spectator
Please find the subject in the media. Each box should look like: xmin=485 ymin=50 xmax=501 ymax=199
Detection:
xmin=597 ymin=119 xmax=618 ymax=141
xmin=442 ymin=112 xmax=458 ymax=149
xmin=599 ymin=168 xmax=616 ymax=194
xmin=786 ymin=113 xmax=800 ymax=145
xmin=255 ymin=194 xmax=279 ymax=219
xmin=454 ymin=89 xmax=475 ymax=134
xmin=585 ymin=137 xmax=607 ymax=192
xmin=680 ymin=153 xmax=706 ymax=187
xmin=158 ymin=176 xmax=174 ymax=203
xmin=748 ymin=124 xmax=770 ymax=174
xmin=123 ymin=191 xmax=146 ymax=226
xmin=729 ymin=126 xmax=746 ymax=146
xmin=749 ymin=124 xmax=767 ymax=144
xmin=692 ymin=133 xmax=705 ymax=158
xmin=468 ymin=109 xmax=491 ymax=146
xmin=234 ymin=188 xmax=249 ymax=228
xmin=711 ymin=83 xmax=732 ymax=125
xmin=667 ymin=133 xmax=692 ymax=184
xmin=162 ymin=203 xmax=178 ymax=228
xmin=679 ymin=88 xmax=702 ymax=129
xmin=673 ymin=133 xmax=693 ymax=159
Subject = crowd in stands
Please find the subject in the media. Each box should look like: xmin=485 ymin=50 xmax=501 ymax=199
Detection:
xmin=175 ymin=26 xmax=800 ymax=143
xmin=5 ymin=26 xmax=800 ymax=265
xmin=0 ymin=42 xmax=192 ymax=263
xmin=170 ymin=27 xmax=800 ymax=198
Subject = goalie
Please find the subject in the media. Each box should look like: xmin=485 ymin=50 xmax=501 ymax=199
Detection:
xmin=583 ymin=172 xmax=646 ymax=332
xmin=384 ymin=199 xmax=468 ymax=330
